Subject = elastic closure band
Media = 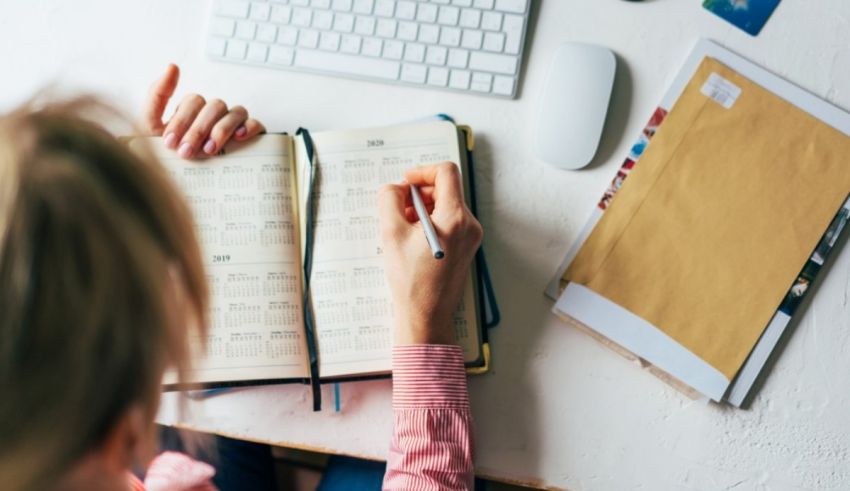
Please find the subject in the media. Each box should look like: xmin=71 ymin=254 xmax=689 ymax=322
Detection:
xmin=296 ymin=127 xmax=322 ymax=411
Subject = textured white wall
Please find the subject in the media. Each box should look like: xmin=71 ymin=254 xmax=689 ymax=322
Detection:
xmin=4 ymin=1 xmax=850 ymax=489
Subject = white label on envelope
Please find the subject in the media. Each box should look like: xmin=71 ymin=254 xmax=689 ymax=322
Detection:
xmin=701 ymin=73 xmax=742 ymax=109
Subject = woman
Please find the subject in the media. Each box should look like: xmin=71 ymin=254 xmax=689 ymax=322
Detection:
xmin=0 ymin=65 xmax=483 ymax=491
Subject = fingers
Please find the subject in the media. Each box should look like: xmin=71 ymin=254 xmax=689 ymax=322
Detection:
xmin=162 ymin=94 xmax=206 ymax=153
xmin=378 ymin=184 xmax=412 ymax=238
xmin=204 ymin=106 xmax=248 ymax=155
xmin=236 ymin=118 xmax=266 ymax=141
xmin=144 ymin=64 xmax=180 ymax=135
xmin=178 ymin=98 xmax=229 ymax=158
xmin=403 ymin=185 xmax=435 ymax=207
xmin=404 ymin=163 xmax=464 ymax=215
xmin=404 ymin=203 xmax=435 ymax=223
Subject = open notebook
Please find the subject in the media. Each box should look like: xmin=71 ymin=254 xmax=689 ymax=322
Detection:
xmin=548 ymin=40 xmax=850 ymax=407
xmin=130 ymin=120 xmax=493 ymax=394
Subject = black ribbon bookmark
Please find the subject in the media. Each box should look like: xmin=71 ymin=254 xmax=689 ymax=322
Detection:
xmin=296 ymin=127 xmax=322 ymax=412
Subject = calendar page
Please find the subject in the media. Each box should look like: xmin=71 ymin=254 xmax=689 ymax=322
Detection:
xmin=134 ymin=135 xmax=310 ymax=385
xmin=295 ymin=121 xmax=481 ymax=378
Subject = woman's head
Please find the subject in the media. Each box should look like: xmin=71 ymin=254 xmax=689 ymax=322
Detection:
xmin=0 ymin=98 xmax=208 ymax=491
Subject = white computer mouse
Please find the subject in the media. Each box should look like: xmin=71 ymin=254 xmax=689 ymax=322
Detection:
xmin=534 ymin=43 xmax=616 ymax=170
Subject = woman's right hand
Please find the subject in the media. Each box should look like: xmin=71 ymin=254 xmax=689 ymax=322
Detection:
xmin=378 ymin=162 xmax=483 ymax=346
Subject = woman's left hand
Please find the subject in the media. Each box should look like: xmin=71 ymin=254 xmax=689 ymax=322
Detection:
xmin=143 ymin=64 xmax=265 ymax=159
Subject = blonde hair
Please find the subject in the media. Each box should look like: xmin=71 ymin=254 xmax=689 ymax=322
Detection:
xmin=0 ymin=98 xmax=209 ymax=491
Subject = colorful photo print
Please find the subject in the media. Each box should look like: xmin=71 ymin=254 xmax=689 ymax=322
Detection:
xmin=779 ymin=260 xmax=822 ymax=316
xmin=597 ymin=107 xmax=668 ymax=210
xmin=703 ymin=0 xmax=782 ymax=37
xmin=812 ymin=201 xmax=850 ymax=265
xmin=600 ymin=168 xmax=630 ymax=210
xmin=643 ymin=106 xmax=668 ymax=139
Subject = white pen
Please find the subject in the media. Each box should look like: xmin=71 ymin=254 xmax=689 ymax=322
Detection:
xmin=409 ymin=184 xmax=445 ymax=259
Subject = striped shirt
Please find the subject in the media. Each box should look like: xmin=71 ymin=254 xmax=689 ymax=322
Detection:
xmin=383 ymin=344 xmax=474 ymax=491
xmin=129 ymin=344 xmax=474 ymax=490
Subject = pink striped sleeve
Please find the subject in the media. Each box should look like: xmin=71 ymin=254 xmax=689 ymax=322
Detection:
xmin=128 ymin=474 xmax=146 ymax=491
xmin=383 ymin=345 xmax=474 ymax=491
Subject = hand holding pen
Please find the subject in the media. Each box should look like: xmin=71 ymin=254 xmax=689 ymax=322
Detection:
xmin=377 ymin=163 xmax=484 ymax=346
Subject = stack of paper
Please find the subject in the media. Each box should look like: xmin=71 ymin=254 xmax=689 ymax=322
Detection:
xmin=547 ymin=40 xmax=850 ymax=407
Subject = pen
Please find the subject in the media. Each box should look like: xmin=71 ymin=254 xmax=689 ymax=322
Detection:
xmin=409 ymin=184 xmax=445 ymax=259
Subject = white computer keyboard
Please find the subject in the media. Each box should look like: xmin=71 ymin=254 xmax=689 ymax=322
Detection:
xmin=207 ymin=0 xmax=530 ymax=98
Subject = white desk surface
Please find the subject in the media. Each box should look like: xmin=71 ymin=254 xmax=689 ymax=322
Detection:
xmin=5 ymin=1 xmax=850 ymax=489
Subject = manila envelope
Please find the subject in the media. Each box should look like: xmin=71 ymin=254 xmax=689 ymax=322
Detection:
xmin=564 ymin=57 xmax=850 ymax=381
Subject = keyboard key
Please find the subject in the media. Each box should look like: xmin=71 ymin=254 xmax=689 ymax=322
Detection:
xmin=473 ymin=0 xmax=494 ymax=7
xmin=278 ymin=26 xmax=299 ymax=44
xmin=374 ymin=0 xmax=395 ymax=16
xmin=312 ymin=0 xmax=332 ymax=8
xmin=438 ymin=6 xmax=460 ymax=25
xmin=449 ymin=69 xmax=471 ymax=89
xmin=298 ymin=29 xmax=320 ymax=47
xmin=250 ymin=2 xmax=271 ymax=20
xmin=404 ymin=43 xmax=426 ymax=62
xmin=320 ymin=31 xmax=341 ymax=50
xmin=439 ymin=27 xmax=461 ymax=46
xmin=332 ymin=0 xmax=353 ymax=10
xmin=495 ymin=0 xmax=527 ymax=13
xmin=208 ymin=37 xmax=227 ymax=56
xmin=461 ymin=29 xmax=483 ymax=49
xmin=295 ymin=49 xmax=401 ymax=79
xmin=235 ymin=21 xmax=257 ymax=39
xmin=354 ymin=16 xmax=376 ymax=35
xmin=453 ymin=0 xmax=473 ymax=6
xmin=418 ymin=24 xmax=440 ymax=43
xmin=396 ymin=1 xmax=417 ymax=20
xmin=292 ymin=8 xmax=312 ymax=26
xmin=340 ymin=34 xmax=362 ymax=53
xmin=313 ymin=10 xmax=334 ymax=29
xmin=425 ymin=45 xmax=448 ymax=65
xmin=211 ymin=18 xmax=236 ymax=37
xmin=427 ymin=66 xmax=450 ymax=86
xmin=470 ymin=71 xmax=492 ymax=92
xmin=353 ymin=0 xmax=375 ymax=14
xmin=397 ymin=21 xmax=418 ymax=41
xmin=257 ymin=24 xmax=278 ymax=42
xmin=459 ymin=9 xmax=481 ymax=28
xmin=401 ymin=63 xmax=427 ymax=83
xmin=334 ymin=13 xmax=355 ymax=31
xmin=362 ymin=37 xmax=383 ymax=56
xmin=382 ymin=40 xmax=404 ymax=59
xmin=417 ymin=3 xmax=438 ymax=23
xmin=468 ymin=51 xmax=516 ymax=74
xmin=502 ymin=13 xmax=524 ymax=55
xmin=375 ymin=18 xmax=397 ymax=37
xmin=480 ymin=11 xmax=502 ymax=30
xmin=271 ymin=5 xmax=292 ymax=23
xmin=292 ymin=0 xmax=310 ymax=5
xmin=269 ymin=46 xmax=295 ymax=65
xmin=247 ymin=42 xmax=269 ymax=62
xmin=482 ymin=32 xmax=504 ymax=52
xmin=225 ymin=39 xmax=248 ymax=59
xmin=219 ymin=0 xmax=250 ymax=18
xmin=447 ymin=48 xmax=469 ymax=68
xmin=492 ymin=75 xmax=514 ymax=95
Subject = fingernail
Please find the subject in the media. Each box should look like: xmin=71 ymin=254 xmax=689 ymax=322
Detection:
xmin=178 ymin=142 xmax=193 ymax=158
xmin=235 ymin=126 xmax=247 ymax=138
xmin=203 ymin=139 xmax=216 ymax=155
xmin=164 ymin=132 xmax=177 ymax=149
